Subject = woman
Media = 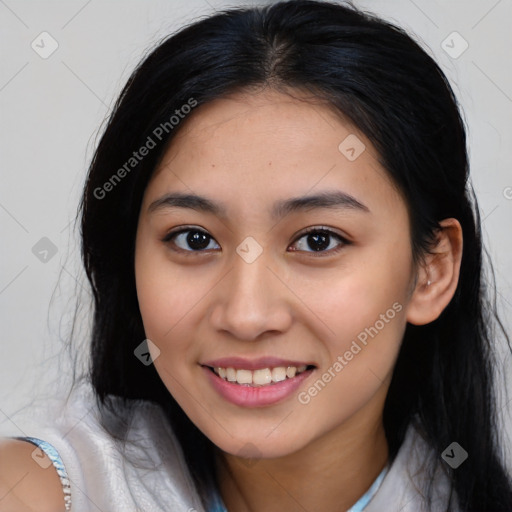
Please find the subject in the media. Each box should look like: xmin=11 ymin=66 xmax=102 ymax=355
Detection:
xmin=1 ymin=1 xmax=511 ymax=510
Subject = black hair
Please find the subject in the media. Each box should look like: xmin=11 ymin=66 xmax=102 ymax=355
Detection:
xmin=76 ymin=1 xmax=512 ymax=510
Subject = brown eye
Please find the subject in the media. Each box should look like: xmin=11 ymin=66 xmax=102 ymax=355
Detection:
xmin=289 ymin=227 xmax=349 ymax=256
xmin=163 ymin=228 xmax=220 ymax=253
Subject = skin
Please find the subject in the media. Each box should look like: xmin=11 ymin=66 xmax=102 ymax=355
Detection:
xmin=0 ymin=439 xmax=67 ymax=511
xmin=134 ymin=88 xmax=462 ymax=511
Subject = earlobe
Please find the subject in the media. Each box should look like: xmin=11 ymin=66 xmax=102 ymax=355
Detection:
xmin=406 ymin=218 xmax=463 ymax=326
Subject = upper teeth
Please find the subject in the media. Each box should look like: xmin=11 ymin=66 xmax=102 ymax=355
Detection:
xmin=214 ymin=365 xmax=308 ymax=386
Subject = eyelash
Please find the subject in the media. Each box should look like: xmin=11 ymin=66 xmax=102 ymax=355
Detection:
xmin=161 ymin=226 xmax=350 ymax=257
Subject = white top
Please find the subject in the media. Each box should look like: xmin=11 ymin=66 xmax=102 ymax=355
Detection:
xmin=3 ymin=382 xmax=457 ymax=511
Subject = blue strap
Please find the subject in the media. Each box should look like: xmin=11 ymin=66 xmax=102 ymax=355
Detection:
xmin=12 ymin=436 xmax=72 ymax=511
xmin=209 ymin=465 xmax=388 ymax=511
xmin=347 ymin=465 xmax=388 ymax=511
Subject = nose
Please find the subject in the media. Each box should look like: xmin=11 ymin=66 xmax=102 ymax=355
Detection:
xmin=209 ymin=246 xmax=293 ymax=341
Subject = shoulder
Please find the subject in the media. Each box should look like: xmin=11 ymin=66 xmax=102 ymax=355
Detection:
xmin=366 ymin=421 xmax=458 ymax=512
xmin=0 ymin=438 xmax=66 ymax=512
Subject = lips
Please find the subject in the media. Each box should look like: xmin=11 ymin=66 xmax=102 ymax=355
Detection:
xmin=200 ymin=356 xmax=316 ymax=407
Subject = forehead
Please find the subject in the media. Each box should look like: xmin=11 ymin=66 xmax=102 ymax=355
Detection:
xmin=143 ymin=89 xmax=405 ymax=221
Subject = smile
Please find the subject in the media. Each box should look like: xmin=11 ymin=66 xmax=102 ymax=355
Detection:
xmin=201 ymin=361 xmax=316 ymax=407
xmin=210 ymin=365 xmax=311 ymax=386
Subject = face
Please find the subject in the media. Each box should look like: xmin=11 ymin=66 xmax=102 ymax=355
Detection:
xmin=134 ymin=88 xmax=416 ymax=458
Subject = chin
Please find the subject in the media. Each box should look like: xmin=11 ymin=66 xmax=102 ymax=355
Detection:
xmin=207 ymin=429 xmax=311 ymax=461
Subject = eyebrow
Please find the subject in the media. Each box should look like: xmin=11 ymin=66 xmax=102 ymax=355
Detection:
xmin=147 ymin=190 xmax=370 ymax=219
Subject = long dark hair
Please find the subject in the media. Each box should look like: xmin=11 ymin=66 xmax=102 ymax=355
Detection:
xmin=76 ymin=1 xmax=512 ymax=510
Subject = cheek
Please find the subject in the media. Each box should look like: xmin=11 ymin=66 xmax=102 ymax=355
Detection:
xmin=295 ymin=273 xmax=408 ymax=423
xmin=134 ymin=238 xmax=199 ymax=360
xmin=298 ymin=254 xmax=409 ymax=340
xmin=296 ymin=242 xmax=411 ymax=377
xmin=136 ymin=282 xmax=199 ymax=364
xmin=135 ymin=256 xmax=203 ymax=408
xmin=318 ymin=281 xmax=406 ymax=381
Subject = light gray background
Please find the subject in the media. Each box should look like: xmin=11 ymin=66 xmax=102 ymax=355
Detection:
xmin=1 ymin=0 xmax=511 ymax=450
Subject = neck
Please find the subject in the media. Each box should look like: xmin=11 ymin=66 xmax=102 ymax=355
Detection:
xmin=214 ymin=398 xmax=389 ymax=512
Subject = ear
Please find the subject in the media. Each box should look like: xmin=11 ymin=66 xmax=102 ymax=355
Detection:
xmin=406 ymin=218 xmax=463 ymax=326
